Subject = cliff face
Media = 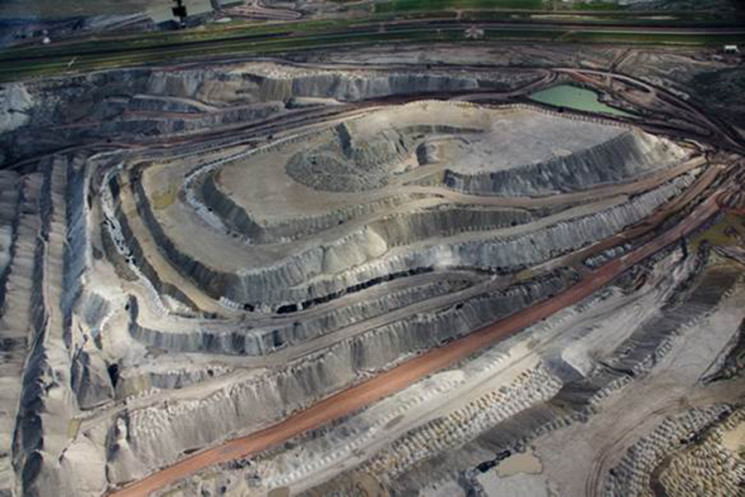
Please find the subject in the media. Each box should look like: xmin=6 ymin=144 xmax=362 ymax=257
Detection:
xmin=443 ymin=129 xmax=687 ymax=196
xmin=125 ymin=173 xmax=691 ymax=309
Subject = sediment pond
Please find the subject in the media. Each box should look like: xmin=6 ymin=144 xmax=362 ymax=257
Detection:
xmin=529 ymin=84 xmax=636 ymax=118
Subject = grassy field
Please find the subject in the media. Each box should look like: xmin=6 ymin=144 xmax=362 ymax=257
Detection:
xmin=375 ymin=0 xmax=546 ymax=12
xmin=563 ymin=1 xmax=623 ymax=10
xmin=0 ymin=0 xmax=153 ymax=18
xmin=562 ymin=31 xmax=745 ymax=44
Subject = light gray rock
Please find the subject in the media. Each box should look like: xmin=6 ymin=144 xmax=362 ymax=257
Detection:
xmin=71 ymin=349 xmax=115 ymax=410
xmin=0 ymin=84 xmax=33 ymax=134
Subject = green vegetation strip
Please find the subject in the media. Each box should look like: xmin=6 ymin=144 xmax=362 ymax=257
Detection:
xmin=374 ymin=0 xmax=546 ymax=12
xmin=562 ymin=31 xmax=745 ymax=44
xmin=1 ymin=17 xmax=743 ymax=82
xmin=3 ymin=8 xmax=742 ymax=63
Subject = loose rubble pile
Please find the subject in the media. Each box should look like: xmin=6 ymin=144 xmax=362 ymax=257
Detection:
xmin=605 ymin=405 xmax=742 ymax=497
xmin=658 ymin=408 xmax=745 ymax=496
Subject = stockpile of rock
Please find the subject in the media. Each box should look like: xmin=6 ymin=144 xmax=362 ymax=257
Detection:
xmin=603 ymin=405 xmax=735 ymax=497
xmin=364 ymin=364 xmax=562 ymax=480
xmin=658 ymin=408 xmax=744 ymax=496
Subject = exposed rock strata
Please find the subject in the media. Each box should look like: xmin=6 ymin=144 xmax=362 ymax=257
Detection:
xmin=0 ymin=54 xmax=737 ymax=497
xmin=443 ymin=129 xmax=687 ymax=196
xmin=124 ymin=173 xmax=692 ymax=307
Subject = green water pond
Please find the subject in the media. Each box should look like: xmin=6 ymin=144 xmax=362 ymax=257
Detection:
xmin=529 ymin=84 xmax=636 ymax=118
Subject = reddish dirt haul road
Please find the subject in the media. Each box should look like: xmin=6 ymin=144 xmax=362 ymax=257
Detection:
xmin=107 ymin=193 xmax=722 ymax=497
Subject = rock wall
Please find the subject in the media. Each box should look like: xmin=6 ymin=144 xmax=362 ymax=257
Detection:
xmin=443 ymin=129 xmax=688 ymax=196
xmin=0 ymin=65 xmax=538 ymax=166
xmin=129 ymin=172 xmax=692 ymax=307
xmin=129 ymin=277 xmax=471 ymax=356
xmin=14 ymin=159 xmax=79 ymax=497
xmin=105 ymin=271 xmax=569 ymax=484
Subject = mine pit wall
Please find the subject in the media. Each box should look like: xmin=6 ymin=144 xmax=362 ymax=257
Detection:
xmin=127 ymin=95 xmax=210 ymax=114
xmin=381 ymin=257 xmax=705 ymax=493
xmin=199 ymin=174 xmax=431 ymax=244
xmin=67 ymin=155 xmax=119 ymax=410
xmin=707 ymin=317 xmax=745 ymax=382
xmin=0 ymin=63 xmax=722 ymax=496
xmin=198 ymin=174 xmax=263 ymax=241
xmin=63 ymin=155 xmax=90 ymax=349
xmin=129 ymin=277 xmax=471 ymax=357
xmin=100 ymin=169 xmax=185 ymax=318
xmin=545 ymin=254 xmax=732 ymax=416
xmin=405 ymin=254 xmax=742 ymax=497
xmin=109 ymin=102 xmax=286 ymax=136
xmin=14 ymin=166 xmax=54 ymax=481
xmin=369 ymin=206 xmax=535 ymax=249
xmin=124 ymin=167 xmax=229 ymax=308
xmin=262 ymin=246 xmax=722 ymax=497
xmin=0 ymin=66 xmax=539 ymax=166
xmin=129 ymin=169 xmax=692 ymax=309
xmin=0 ymin=171 xmax=20 ymax=306
xmin=496 ymin=256 xmax=728 ymax=429
xmin=119 ymin=258 xmax=742 ymax=497
xmin=182 ymin=247 xmax=717 ymax=497
xmin=103 ymin=271 xmax=571 ymax=486
xmin=193 ymin=105 xmax=683 ymax=246
xmin=202 ymin=161 xmax=535 ymax=244
xmin=443 ymin=129 xmax=688 ymax=197
xmin=115 ymin=364 xmax=232 ymax=397
xmin=124 ymin=175 xmax=693 ymax=356
xmin=13 ymin=159 xmax=81 ymax=497
xmin=104 ymin=174 xmax=199 ymax=313
xmin=9 ymin=154 xmax=101 ymax=497
xmin=0 ymin=172 xmax=37 ymax=496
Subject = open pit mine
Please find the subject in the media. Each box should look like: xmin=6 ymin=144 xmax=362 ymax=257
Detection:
xmin=0 ymin=41 xmax=744 ymax=497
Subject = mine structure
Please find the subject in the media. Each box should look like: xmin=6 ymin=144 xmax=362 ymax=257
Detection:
xmin=0 ymin=6 xmax=743 ymax=497
xmin=171 ymin=0 xmax=188 ymax=26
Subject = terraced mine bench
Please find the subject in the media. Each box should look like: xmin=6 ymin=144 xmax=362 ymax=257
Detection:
xmin=0 ymin=52 xmax=743 ymax=497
